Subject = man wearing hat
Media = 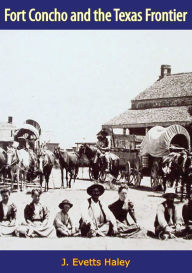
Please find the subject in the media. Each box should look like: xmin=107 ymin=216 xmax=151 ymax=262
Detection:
xmin=182 ymin=193 xmax=192 ymax=239
xmin=80 ymin=184 xmax=117 ymax=237
xmin=154 ymin=188 xmax=182 ymax=240
xmin=54 ymin=199 xmax=77 ymax=237
xmin=95 ymin=130 xmax=111 ymax=172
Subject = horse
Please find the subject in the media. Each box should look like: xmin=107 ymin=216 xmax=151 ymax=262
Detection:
xmin=6 ymin=147 xmax=31 ymax=191
xmin=162 ymin=150 xmax=192 ymax=201
xmin=78 ymin=144 xmax=120 ymax=181
xmin=54 ymin=147 xmax=79 ymax=188
xmin=26 ymin=149 xmax=40 ymax=182
xmin=38 ymin=150 xmax=55 ymax=192
xmin=0 ymin=147 xmax=9 ymax=181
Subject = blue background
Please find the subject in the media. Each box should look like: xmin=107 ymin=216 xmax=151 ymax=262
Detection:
xmin=0 ymin=0 xmax=191 ymax=29
xmin=0 ymin=250 xmax=191 ymax=272
xmin=0 ymin=0 xmax=192 ymax=272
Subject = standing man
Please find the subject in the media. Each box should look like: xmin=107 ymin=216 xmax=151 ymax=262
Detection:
xmin=154 ymin=188 xmax=182 ymax=240
xmin=80 ymin=184 xmax=117 ymax=237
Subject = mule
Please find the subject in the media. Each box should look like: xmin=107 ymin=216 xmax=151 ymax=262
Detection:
xmin=162 ymin=150 xmax=192 ymax=201
xmin=38 ymin=150 xmax=55 ymax=192
xmin=54 ymin=148 xmax=79 ymax=188
xmin=0 ymin=148 xmax=9 ymax=182
xmin=6 ymin=147 xmax=31 ymax=191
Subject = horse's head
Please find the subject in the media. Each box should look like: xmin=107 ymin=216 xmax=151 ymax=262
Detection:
xmin=54 ymin=147 xmax=61 ymax=159
xmin=162 ymin=160 xmax=172 ymax=175
xmin=183 ymin=152 xmax=192 ymax=177
xmin=78 ymin=144 xmax=97 ymax=160
xmin=6 ymin=147 xmax=18 ymax=168
xmin=162 ymin=152 xmax=181 ymax=176
xmin=38 ymin=153 xmax=50 ymax=173
xmin=78 ymin=144 xmax=87 ymax=157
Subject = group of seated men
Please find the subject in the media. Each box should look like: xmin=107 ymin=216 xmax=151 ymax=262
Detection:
xmin=0 ymin=184 xmax=191 ymax=239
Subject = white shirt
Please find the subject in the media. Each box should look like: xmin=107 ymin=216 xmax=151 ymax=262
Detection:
xmin=33 ymin=203 xmax=41 ymax=219
xmin=2 ymin=203 xmax=9 ymax=219
xmin=89 ymin=199 xmax=105 ymax=228
xmin=81 ymin=198 xmax=117 ymax=230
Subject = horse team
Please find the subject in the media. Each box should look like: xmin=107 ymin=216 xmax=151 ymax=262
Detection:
xmin=0 ymin=143 xmax=192 ymax=198
xmin=0 ymin=146 xmax=55 ymax=192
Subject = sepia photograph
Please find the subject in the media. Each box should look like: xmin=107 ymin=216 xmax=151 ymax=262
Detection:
xmin=0 ymin=30 xmax=192 ymax=250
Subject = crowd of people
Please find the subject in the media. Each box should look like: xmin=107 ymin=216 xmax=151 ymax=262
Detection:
xmin=0 ymin=184 xmax=192 ymax=240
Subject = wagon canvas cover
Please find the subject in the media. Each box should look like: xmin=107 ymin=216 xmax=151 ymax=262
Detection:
xmin=14 ymin=124 xmax=40 ymax=140
xmin=140 ymin=125 xmax=190 ymax=157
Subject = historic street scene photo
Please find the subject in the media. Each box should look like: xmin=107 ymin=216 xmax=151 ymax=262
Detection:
xmin=0 ymin=30 xmax=192 ymax=250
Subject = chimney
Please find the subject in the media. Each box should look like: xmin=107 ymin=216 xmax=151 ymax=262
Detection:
xmin=8 ymin=116 xmax=13 ymax=124
xmin=159 ymin=64 xmax=171 ymax=80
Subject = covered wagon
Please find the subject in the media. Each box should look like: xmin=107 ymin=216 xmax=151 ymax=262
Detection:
xmin=140 ymin=124 xmax=191 ymax=190
xmin=14 ymin=119 xmax=41 ymax=152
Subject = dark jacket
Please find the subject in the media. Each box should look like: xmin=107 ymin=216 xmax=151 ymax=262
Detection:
xmin=109 ymin=199 xmax=136 ymax=223
xmin=154 ymin=201 xmax=178 ymax=229
xmin=0 ymin=201 xmax=17 ymax=222
xmin=24 ymin=202 xmax=49 ymax=222
xmin=182 ymin=204 xmax=192 ymax=226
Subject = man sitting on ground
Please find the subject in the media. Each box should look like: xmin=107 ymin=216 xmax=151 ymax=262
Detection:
xmin=154 ymin=188 xmax=182 ymax=240
xmin=54 ymin=199 xmax=78 ymax=237
xmin=182 ymin=193 xmax=192 ymax=239
xmin=79 ymin=184 xmax=117 ymax=237
xmin=0 ymin=188 xmax=17 ymax=236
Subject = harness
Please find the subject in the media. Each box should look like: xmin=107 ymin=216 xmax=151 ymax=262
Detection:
xmin=7 ymin=149 xmax=28 ymax=172
xmin=7 ymin=149 xmax=19 ymax=167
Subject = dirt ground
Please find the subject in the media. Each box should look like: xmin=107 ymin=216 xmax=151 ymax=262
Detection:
xmin=0 ymin=168 xmax=191 ymax=250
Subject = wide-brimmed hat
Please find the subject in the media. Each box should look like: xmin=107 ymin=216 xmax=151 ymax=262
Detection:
xmin=59 ymin=199 xmax=73 ymax=209
xmin=162 ymin=188 xmax=177 ymax=198
xmin=87 ymin=184 xmax=105 ymax=196
xmin=97 ymin=129 xmax=108 ymax=137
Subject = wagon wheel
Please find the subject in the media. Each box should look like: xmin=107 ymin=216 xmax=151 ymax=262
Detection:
xmin=133 ymin=159 xmax=142 ymax=187
xmin=129 ymin=170 xmax=134 ymax=184
xmin=125 ymin=161 xmax=131 ymax=184
xmin=150 ymin=161 xmax=162 ymax=191
xmin=89 ymin=167 xmax=95 ymax=181
xmin=98 ymin=169 xmax=107 ymax=183
xmin=116 ymin=169 xmax=123 ymax=182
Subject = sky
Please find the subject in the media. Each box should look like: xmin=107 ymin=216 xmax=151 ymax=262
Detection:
xmin=0 ymin=30 xmax=192 ymax=148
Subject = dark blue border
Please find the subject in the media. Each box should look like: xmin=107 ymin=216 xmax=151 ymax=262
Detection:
xmin=0 ymin=1 xmax=191 ymax=29
xmin=0 ymin=250 xmax=192 ymax=273
xmin=0 ymin=1 xmax=192 ymax=273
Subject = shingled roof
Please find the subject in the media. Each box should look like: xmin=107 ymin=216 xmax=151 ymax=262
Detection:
xmin=103 ymin=106 xmax=192 ymax=128
xmin=133 ymin=73 xmax=192 ymax=101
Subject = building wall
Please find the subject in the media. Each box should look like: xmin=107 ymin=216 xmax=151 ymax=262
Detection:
xmin=46 ymin=142 xmax=59 ymax=152
xmin=131 ymin=96 xmax=192 ymax=110
xmin=0 ymin=123 xmax=15 ymax=142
